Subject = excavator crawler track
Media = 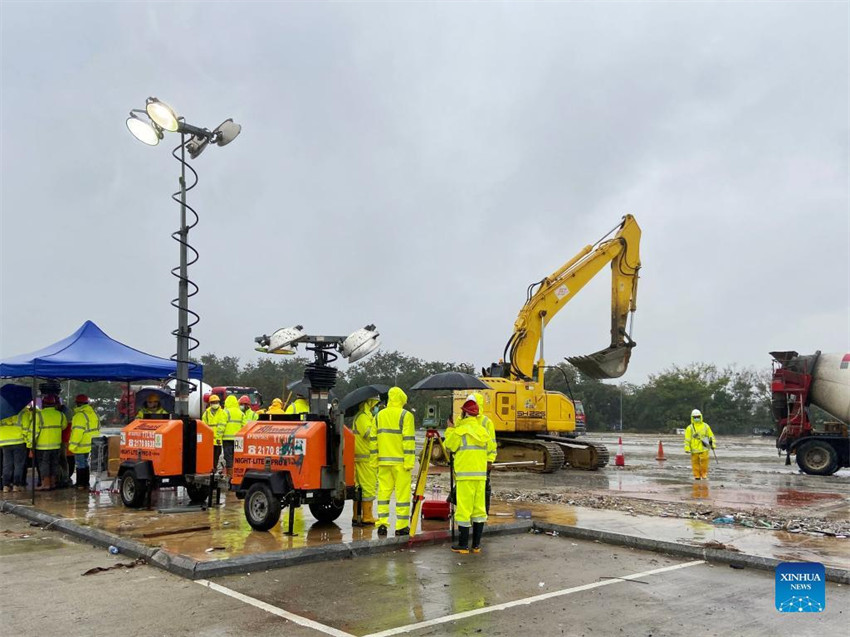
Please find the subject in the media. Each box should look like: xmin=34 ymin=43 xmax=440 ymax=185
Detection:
xmin=537 ymin=435 xmax=610 ymax=470
xmin=494 ymin=439 xmax=565 ymax=473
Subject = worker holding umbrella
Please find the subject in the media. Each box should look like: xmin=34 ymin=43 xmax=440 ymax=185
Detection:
xmin=444 ymin=397 xmax=496 ymax=553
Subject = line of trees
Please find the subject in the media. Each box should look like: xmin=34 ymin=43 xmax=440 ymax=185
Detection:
xmin=200 ymin=352 xmax=776 ymax=434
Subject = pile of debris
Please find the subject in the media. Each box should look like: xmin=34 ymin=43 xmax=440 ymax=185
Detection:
xmin=494 ymin=489 xmax=850 ymax=538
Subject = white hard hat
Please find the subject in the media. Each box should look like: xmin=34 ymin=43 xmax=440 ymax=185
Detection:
xmin=466 ymin=394 xmax=478 ymax=404
xmin=691 ymin=409 xmax=702 ymax=418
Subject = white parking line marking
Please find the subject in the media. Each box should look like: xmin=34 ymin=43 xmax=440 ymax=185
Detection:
xmin=363 ymin=560 xmax=706 ymax=637
xmin=196 ymin=579 xmax=356 ymax=637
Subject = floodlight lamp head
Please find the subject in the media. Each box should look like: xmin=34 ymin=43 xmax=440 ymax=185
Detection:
xmin=257 ymin=325 xmax=305 ymax=355
xmin=126 ymin=110 xmax=162 ymax=146
xmin=342 ymin=325 xmax=380 ymax=363
xmin=214 ymin=119 xmax=241 ymax=147
xmin=145 ymin=97 xmax=179 ymax=132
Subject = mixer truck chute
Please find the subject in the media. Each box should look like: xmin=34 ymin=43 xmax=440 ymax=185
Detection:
xmin=770 ymin=351 xmax=850 ymax=475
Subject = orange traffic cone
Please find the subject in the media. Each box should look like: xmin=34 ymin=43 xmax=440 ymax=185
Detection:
xmin=615 ymin=437 xmax=625 ymax=467
xmin=656 ymin=440 xmax=667 ymax=461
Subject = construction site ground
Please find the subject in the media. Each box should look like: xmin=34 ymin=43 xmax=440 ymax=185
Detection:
xmin=2 ymin=511 xmax=847 ymax=637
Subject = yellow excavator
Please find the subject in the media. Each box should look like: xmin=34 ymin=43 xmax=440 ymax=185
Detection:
xmin=452 ymin=214 xmax=641 ymax=472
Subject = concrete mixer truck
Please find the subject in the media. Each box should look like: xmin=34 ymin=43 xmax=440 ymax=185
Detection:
xmin=771 ymin=351 xmax=850 ymax=475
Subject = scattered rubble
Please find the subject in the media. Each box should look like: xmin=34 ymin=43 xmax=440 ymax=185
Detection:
xmin=494 ymin=489 xmax=850 ymax=538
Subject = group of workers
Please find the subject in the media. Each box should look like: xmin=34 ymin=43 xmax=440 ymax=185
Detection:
xmin=0 ymin=394 xmax=100 ymax=492
xmin=200 ymin=391 xmax=307 ymax=472
xmin=350 ymin=387 xmax=496 ymax=554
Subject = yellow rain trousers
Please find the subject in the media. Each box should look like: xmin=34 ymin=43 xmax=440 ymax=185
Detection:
xmin=376 ymin=387 xmax=416 ymax=530
xmin=684 ymin=417 xmax=715 ymax=479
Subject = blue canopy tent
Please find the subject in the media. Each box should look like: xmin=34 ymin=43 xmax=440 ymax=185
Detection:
xmin=0 ymin=320 xmax=202 ymax=381
xmin=0 ymin=320 xmax=202 ymax=503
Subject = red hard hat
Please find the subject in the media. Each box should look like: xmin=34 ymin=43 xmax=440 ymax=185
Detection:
xmin=461 ymin=399 xmax=479 ymax=417
xmin=75 ymin=394 xmax=89 ymax=404
xmin=42 ymin=394 xmax=58 ymax=407
xmin=238 ymin=395 xmax=251 ymax=405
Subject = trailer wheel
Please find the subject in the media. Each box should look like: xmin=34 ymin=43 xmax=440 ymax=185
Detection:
xmin=185 ymin=483 xmax=210 ymax=504
xmin=796 ymin=440 xmax=839 ymax=476
xmin=245 ymin=482 xmax=281 ymax=531
xmin=309 ymin=499 xmax=345 ymax=523
xmin=120 ymin=470 xmax=148 ymax=508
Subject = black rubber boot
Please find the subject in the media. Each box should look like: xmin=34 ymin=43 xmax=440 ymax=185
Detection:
xmin=395 ymin=527 xmax=410 ymax=536
xmin=485 ymin=476 xmax=492 ymax=515
xmin=471 ymin=522 xmax=484 ymax=553
xmin=76 ymin=468 xmax=90 ymax=491
xmin=451 ymin=526 xmax=470 ymax=554
xmin=377 ymin=525 xmax=388 ymax=537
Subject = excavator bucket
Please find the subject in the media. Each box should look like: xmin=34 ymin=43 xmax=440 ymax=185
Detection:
xmin=567 ymin=344 xmax=633 ymax=379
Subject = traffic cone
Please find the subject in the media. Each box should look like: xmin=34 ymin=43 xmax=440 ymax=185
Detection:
xmin=656 ymin=440 xmax=667 ymax=461
xmin=615 ymin=437 xmax=625 ymax=467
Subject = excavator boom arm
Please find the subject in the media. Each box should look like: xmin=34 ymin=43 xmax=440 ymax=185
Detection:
xmin=506 ymin=215 xmax=641 ymax=380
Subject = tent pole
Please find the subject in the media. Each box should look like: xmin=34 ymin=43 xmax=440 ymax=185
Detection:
xmin=126 ymin=382 xmax=131 ymax=425
xmin=31 ymin=377 xmax=37 ymax=506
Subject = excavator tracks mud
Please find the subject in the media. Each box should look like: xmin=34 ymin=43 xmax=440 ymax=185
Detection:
xmin=494 ymin=439 xmax=565 ymax=473
xmin=537 ymin=435 xmax=610 ymax=470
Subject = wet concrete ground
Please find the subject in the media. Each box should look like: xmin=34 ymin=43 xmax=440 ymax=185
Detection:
xmin=3 ymin=512 xmax=846 ymax=637
xmin=2 ymin=432 xmax=848 ymax=570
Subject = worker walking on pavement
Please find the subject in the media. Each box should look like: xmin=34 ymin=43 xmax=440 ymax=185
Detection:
xmin=68 ymin=394 xmax=100 ymax=491
xmin=352 ymin=398 xmax=379 ymax=525
xmin=220 ymin=395 xmax=245 ymax=473
xmin=284 ymin=391 xmax=310 ymax=416
xmin=137 ymin=393 xmax=168 ymax=419
xmin=375 ymin=387 xmax=416 ymax=536
xmin=0 ymin=409 xmax=27 ymax=493
xmin=35 ymin=395 xmax=68 ymax=490
xmin=684 ymin=409 xmax=716 ymax=480
xmin=238 ymin=395 xmax=257 ymax=421
xmin=444 ymin=398 xmax=496 ymax=554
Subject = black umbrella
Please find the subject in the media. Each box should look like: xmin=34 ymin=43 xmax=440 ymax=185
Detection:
xmin=339 ymin=384 xmax=390 ymax=416
xmin=287 ymin=378 xmax=310 ymax=396
xmin=410 ymin=372 xmax=490 ymax=391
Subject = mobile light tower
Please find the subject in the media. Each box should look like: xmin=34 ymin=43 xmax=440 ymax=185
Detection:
xmin=126 ymin=98 xmax=241 ymax=416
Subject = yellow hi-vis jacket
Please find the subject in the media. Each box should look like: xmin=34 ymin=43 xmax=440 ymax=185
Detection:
xmin=471 ymin=392 xmax=497 ymax=462
xmin=220 ymin=395 xmax=245 ymax=442
xmin=0 ymin=415 xmax=25 ymax=447
xmin=69 ymin=404 xmax=100 ymax=454
xmin=444 ymin=416 xmax=495 ymax=481
xmin=376 ymin=387 xmax=416 ymax=469
xmin=35 ymin=407 xmax=68 ymax=451
xmin=242 ymin=408 xmax=258 ymax=422
xmin=353 ymin=399 xmax=378 ymax=468
xmin=137 ymin=406 xmax=168 ymax=419
xmin=684 ymin=417 xmax=716 ymax=454
xmin=203 ymin=405 xmax=227 ymax=444
xmin=263 ymin=398 xmax=286 ymax=414
xmin=284 ymin=398 xmax=310 ymax=415
xmin=18 ymin=407 xmax=43 ymax=448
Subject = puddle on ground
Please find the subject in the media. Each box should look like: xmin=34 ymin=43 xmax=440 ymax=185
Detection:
xmin=0 ymin=536 xmax=66 ymax=555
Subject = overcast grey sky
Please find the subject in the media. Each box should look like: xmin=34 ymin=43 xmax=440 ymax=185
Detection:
xmin=1 ymin=2 xmax=848 ymax=383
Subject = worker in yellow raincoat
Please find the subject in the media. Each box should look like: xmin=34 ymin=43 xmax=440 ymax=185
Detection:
xmin=375 ymin=387 xmax=416 ymax=536
xmin=220 ymin=395 xmax=245 ymax=472
xmin=284 ymin=392 xmax=310 ymax=415
xmin=684 ymin=409 xmax=716 ymax=480
xmin=352 ymin=398 xmax=379 ymax=525
xmin=260 ymin=398 xmax=286 ymax=415
xmin=444 ymin=398 xmax=496 ymax=553
xmin=468 ymin=392 xmax=497 ymax=512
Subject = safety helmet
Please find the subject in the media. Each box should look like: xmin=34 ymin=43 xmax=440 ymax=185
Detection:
xmin=75 ymin=394 xmax=89 ymax=404
xmin=691 ymin=409 xmax=702 ymax=419
xmin=238 ymin=395 xmax=251 ymax=405
xmin=208 ymin=394 xmax=220 ymax=403
xmin=461 ymin=399 xmax=479 ymax=417
xmin=42 ymin=395 xmax=58 ymax=407
xmin=465 ymin=394 xmax=478 ymax=404
xmin=271 ymin=398 xmax=283 ymax=407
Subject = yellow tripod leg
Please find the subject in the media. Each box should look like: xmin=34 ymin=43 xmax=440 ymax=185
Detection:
xmin=409 ymin=437 xmax=434 ymax=536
